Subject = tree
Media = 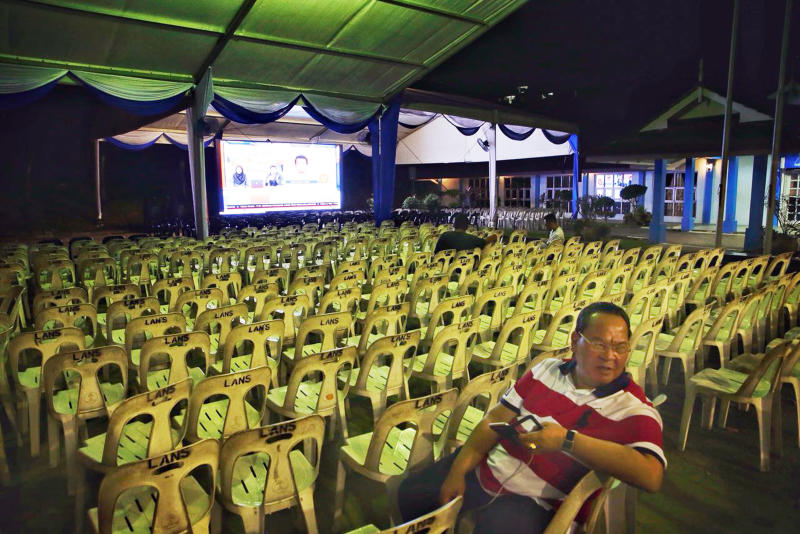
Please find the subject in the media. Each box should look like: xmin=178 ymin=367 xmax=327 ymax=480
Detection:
xmin=620 ymin=184 xmax=648 ymax=211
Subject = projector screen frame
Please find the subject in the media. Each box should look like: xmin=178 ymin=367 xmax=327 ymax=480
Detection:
xmin=217 ymin=139 xmax=342 ymax=215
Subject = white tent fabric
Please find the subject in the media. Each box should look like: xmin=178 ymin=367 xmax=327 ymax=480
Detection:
xmin=72 ymin=71 xmax=193 ymax=101
xmin=0 ymin=64 xmax=66 ymax=93
xmin=394 ymin=115 xmax=572 ymax=164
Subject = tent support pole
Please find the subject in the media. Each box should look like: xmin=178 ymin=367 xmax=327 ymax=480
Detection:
xmin=187 ymin=68 xmax=214 ymax=239
xmin=94 ymin=139 xmax=103 ymax=225
xmin=714 ymin=0 xmax=740 ymax=247
xmin=488 ymin=112 xmax=498 ymax=227
xmin=764 ymin=0 xmax=793 ymax=254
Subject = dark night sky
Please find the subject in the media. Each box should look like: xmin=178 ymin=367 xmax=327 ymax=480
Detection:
xmin=415 ymin=0 xmax=800 ymax=151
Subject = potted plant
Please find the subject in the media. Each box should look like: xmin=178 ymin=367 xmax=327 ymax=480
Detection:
xmin=772 ymin=196 xmax=799 ymax=253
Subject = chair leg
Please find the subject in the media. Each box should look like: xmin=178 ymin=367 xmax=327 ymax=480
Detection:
xmin=0 ymin=428 xmax=10 ymax=486
xmin=63 ymin=420 xmax=79 ymax=495
xmin=791 ymin=381 xmax=800 ymax=448
xmin=660 ymin=357 xmax=673 ymax=386
xmin=296 ymin=485 xmax=319 ymax=534
xmin=210 ymin=502 xmax=222 ymax=534
xmin=333 ymin=460 xmax=347 ymax=524
xmin=337 ymin=398 xmax=349 ymax=440
xmin=678 ymin=386 xmax=696 ymax=451
xmin=237 ymin=507 xmax=265 ymax=534
xmin=772 ymin=394 xmax=783 ymax=459
xmin=47 ymin=414 xmax=60 ymax=468
xmin=385 ymin=475 xmax=404 ymax=527
xmin=701 ymin=396 xmax=716 ymax=430
xmin=754 ymin=399 xmax=772 ymax=472
xmin=73 ymin=464 xmax=87 ymax=534
xmin=27 ymin=390 xmax=41 ymax=458
xmin=717 ymin=399 xmax=731 ymax=428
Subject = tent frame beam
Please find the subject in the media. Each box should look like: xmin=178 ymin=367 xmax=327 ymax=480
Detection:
xmin=194 ymin=0 xmax=258 ymax=81
xmin=378 ymin=0 xmax=487 ymax=26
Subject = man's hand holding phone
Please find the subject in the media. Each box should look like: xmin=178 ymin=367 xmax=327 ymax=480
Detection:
xmin=490 ymin=415 xmax=568 ymax=453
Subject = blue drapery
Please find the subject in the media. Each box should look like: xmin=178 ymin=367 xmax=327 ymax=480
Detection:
xmin=369 ymin=96 xmax=402 ymax=225
xmin=104 ymin=135 xmax=163 ymax=151
xmin=0 ymin=78 xmax=62 ymax=110
xmin=569 ymin=134 xmax=579 ymax=218
xmin=442 ymin=114 xmax=483 ymax=136
xmin=163 ymin=134 xmax=215 ymax=151
xmin=543 ymin=129 xmax=572 ymax=144
xmin=498 ymin=124 xmax=536 ymax=141
xmin=104 ymin=133 xmax=214 ymax=151
xmin=211 ymin=93 xmax=300 ymax=124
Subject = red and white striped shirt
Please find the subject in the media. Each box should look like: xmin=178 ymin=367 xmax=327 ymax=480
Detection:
xmin=477 ymin=358 xmax=666 ymax=514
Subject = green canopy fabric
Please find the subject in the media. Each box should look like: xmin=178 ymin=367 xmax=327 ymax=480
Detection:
xmin=0 ymin=0 xmax=528 ymax=102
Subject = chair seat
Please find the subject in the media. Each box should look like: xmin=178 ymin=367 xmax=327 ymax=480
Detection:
xmin=53 ymin=382 xmax=126 ymax=414
xmin=655 ymin=332 xmax=695 ymax=354
xmin=340 ymin=426 xmax=417 ymax=476
xmin=267 ymin=381 xmax=322 ymax=414
xmin=340 ymin=365 xmax=390 ymax=393
xmin=229 ymin=449 xmax=315 ymax=507
xmin=283 ymin=344 xmax=320 ymax=362
xmin=627 ymin=349 xmax=647 ymax=369
xmin=186 ymin=399 xmax=262 ymax=440
xmin=111 ymin=328 xmax=125 ymax=345
xmin=412 ymin=352 xmax=453 ymax=378
xmin=690 ymin=368 xmax=770 ymax=397
xmin=17 ymin=366 xmax=41 ymax=388
xmin=471 ymin=341 xmax=519 ymax=365
xmin=210 ymin=355 xmax=278 ymax=375
xmin=343 ymin=525 xmax=380 ymax=534
xmin=79 ymin=421 xmax=180 ymax=466
xmin=432 ymin=405 xmax=484 ymax=444
xmin=145 ymin=366 xmax=206 ymax=391
xmin=87 ymin=475 xmax=210 ymax=533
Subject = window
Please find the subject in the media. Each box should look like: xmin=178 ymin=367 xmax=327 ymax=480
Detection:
xmin=594 ymin=173 xmax=633 ymax=214
xmin=544 ymin=174 xmax=573 ymax=213
xmin=786 ymin=172 xmax=800 ymax=221
xmin=503 ymin=176 xmax=531 ymax=207
xmin=465 ymin=177 xmax=489 ymax=207
xmin=665 ymin=173 xmax=685 ymax=217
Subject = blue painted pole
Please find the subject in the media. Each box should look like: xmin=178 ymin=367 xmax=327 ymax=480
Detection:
xmin=722 ymin=156 xmax=739 ymax=233
xmin=582 ymin=172 xmax=589 ymax=198
xmin=774 ymin=167 xmax=781 ymax=228
xmin=681 ymin=158 xmax=695 ymax=231
xmin=650 ymin=159 xmax=667 ymax=243
xmin=638 ymin=171 xmax=645 ymax=185
xmin=702 ymin=161 xmax=714 ymax=224
xmin=570 ymin=134 xmax=579 ymax=218
xmin=534 ymin=175 xmax=541 ymax=208
xmin=744 ymin=155 xmax=768 ymax=251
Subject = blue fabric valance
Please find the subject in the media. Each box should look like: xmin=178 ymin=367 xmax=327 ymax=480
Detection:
xmin=212 ymin=86 xmax=300 ymax=124
xmin=72 ymin=71 xmax=190 ymax=115
xmin=442 ymin=114 xmax=484 ymax=136
xmin=163 ymin=133 xmax=215 ymax=151
xmin=542 ymin=129 xmax=572 ymax=145
xmin=104 ymin=134 xmax=163 ymax=151
xmin=301 ymin=94 xmax=382 ymax=134
xmin=0 ymin=63 xmax=68 ymax=109
xmin=499 ymin=124 xmax=536 ymax=141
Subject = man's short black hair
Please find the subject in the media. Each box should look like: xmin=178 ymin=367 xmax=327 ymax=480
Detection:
xmin=576 ymin=302 xmax=632 ymax=337
xmin=453 ymin=214 xmax=469 ymax=230
xmin=544 ymin=213 xmax=557 ymax=224
xmin=295 ymin=155 xmax=308 ymax=164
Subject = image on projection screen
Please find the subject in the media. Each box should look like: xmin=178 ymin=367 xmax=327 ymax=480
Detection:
xmin=218 ymin=140 xmax=340 ymax=214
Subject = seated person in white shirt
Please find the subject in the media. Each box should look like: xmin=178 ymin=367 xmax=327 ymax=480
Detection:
xmin=542 ymin=213 xmax=565 ymax=247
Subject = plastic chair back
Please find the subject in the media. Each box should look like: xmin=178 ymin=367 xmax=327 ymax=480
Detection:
xmin=139 ymin=331 xmax=211 ymax=391
xmin=95 ymin=439 xmax=218 ymax=534
xmin=185 ymin=366 xmax=270 ymax=442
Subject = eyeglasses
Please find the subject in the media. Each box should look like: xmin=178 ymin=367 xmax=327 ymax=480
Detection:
xmin=578 ymin=332 xmax=631 ymax=355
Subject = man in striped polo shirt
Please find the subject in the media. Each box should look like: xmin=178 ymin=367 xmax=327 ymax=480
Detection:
xmin=398 ymin=302 xmax=665 ymax=532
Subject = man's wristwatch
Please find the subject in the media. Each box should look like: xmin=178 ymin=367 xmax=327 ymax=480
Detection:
xmin=561 ymin=429 xmax=577 ymax=452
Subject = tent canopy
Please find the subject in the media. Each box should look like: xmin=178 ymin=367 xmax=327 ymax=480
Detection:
xmin=1 ymin=0 xmax=526 ymax=102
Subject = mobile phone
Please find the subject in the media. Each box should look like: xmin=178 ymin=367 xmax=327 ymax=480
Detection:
xmin=489 ymin=414 xmax=544 ymax=442
xmin=489 ymin=422 xmax=520 ymax=442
